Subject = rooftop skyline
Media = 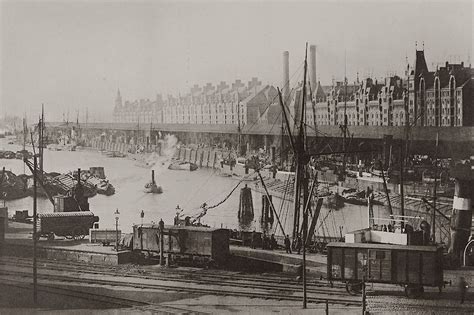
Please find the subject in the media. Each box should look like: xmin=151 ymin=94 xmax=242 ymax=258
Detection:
xmin=1 ymin=0 xmax=472 ymax=122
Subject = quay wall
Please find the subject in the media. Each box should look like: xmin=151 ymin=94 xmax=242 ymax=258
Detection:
xmin=86 ymin=139 xmax=277 ymax=177
xmin=3 ymin=242 xmax=133 ymax=265
xmin=87 ymin=139 xmax=162 ymax=155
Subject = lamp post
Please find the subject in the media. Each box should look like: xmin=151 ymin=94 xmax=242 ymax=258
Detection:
xmin=114 ymin=208 xmax=120 ymax=251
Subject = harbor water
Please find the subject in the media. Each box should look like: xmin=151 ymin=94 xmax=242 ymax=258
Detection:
xmin=0 ymin=138 xmax=389 ymax=236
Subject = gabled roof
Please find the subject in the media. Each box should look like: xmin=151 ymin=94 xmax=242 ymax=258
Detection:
xmin=314 ymin=81 xmax=327 ymax=99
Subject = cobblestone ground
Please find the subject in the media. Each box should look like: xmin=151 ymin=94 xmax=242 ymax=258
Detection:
xmin=366 ymin=284 xmax=474 ymax=314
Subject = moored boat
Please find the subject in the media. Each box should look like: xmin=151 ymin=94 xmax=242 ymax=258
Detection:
xmin=339 ymin=189 xmax=384 ymax=206
xmin=105 ymin=151 xmax=126 ymax=158
xmin=168 ymin=161 xmax=198 ymax=171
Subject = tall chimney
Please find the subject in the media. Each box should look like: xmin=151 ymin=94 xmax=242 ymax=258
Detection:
xmin=282 ymin=51 xmax=290 ymax=103
xmin=309 ymin=45 xmax=317 ymax=92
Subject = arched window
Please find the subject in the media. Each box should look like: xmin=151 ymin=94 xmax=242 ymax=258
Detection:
xmin=434 ymin=77 xmax=441 ymax=126
xmin=419 ymin=78 xmax=426 ymax=125
xmin=449 ymin=76 xmax=456 ymax=126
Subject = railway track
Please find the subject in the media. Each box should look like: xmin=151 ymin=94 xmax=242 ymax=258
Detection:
xmin=0 ymin=256 xmax=345 ymax=290
xmin=0 ymin=256 xmax=360 ymax=307
xmin=0 ymin=276 xmax=201 ymax=313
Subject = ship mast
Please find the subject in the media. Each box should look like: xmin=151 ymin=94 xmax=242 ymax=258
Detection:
xmin=39 ymin=104 xmax=44 ymax=174
xmin=280 ymin=107 xmax=284 ymax=169
xmin=298 ymin=42 xmax=310 ymax=310
xmin=277 ymin=43 xmax=310 ymax=309
xmin=341 ymin=51 xmax=348 ymax=181
xmin=237 ymin=92 xmax=241 ymax=155
xmin=292 ymin=44 xmax=309 ymax=239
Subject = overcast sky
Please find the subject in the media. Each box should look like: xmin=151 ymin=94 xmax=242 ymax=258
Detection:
xmin=1 ymin=0 xmax=472 ymax=122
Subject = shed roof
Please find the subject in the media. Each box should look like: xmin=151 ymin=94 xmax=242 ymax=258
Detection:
xmin=134 ymin=224 xmax=228 ymax=232
xmin=327 ymin=241 xmax=441 ymax=252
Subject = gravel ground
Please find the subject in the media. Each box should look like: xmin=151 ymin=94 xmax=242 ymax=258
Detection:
xmin=365 ymin=282 xmax=474 ymax=314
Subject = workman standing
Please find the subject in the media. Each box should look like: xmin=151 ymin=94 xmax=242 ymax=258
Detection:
xmin=284 ymin=234 xmax=292 ymax=254
xmin=251 ymin=230 xmax=257 ymax=249
xmin=459 ymin=277 xmax=468 ymax=304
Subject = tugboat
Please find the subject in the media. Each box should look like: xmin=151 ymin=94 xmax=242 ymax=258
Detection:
xmin=144 ymin=170 xmax=162 ymax=194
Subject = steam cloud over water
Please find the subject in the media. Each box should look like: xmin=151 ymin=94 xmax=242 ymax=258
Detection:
xmin=151 ymin=134 xmax=179 ymax=175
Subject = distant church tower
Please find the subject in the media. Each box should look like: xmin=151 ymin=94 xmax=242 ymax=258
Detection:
xmin=115 ymin=89 xmax=122 ymax=108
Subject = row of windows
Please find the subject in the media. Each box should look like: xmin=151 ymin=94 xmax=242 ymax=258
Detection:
xmin=426 ymin=117 xmax=462 ymax=126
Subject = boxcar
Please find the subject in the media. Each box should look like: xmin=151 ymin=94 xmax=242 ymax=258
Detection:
xmin=37 ymin=211 xmax=99 ymax=240
xmin=327 ymin=242 xmax=444 ymax=298
xmin=132 ymin=224 xmax=230 ymax=266
xmin=89 ymin=228 xmax=121 ymax=245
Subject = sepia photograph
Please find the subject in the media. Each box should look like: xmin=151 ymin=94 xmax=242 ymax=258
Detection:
xmin=0 ymin=0 xmax=473 ymax=313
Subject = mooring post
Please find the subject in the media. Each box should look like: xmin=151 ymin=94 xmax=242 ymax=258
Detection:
xmin=167 ymin=229 xmax=172 ymax=267
xmin=159 ymin=218 xmax=164 ymax=266
xmin=362 ymin=279 xmax=367 ymax=315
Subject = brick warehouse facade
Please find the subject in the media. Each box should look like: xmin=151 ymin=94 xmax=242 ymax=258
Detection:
xmin=113 ymin=50 xmax=472 ymax=128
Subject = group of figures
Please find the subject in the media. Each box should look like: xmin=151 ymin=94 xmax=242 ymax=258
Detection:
xmin=250 ymin=230 xmax=278 ymax=250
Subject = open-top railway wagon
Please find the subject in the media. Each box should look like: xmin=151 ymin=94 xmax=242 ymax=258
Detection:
xmin=37 ymin=211 xmax=99 ymax=240
xmin=327 ymin=242 xmax=444 ymax=298
xmin=132 ymin=224 xmax=230 ymax=266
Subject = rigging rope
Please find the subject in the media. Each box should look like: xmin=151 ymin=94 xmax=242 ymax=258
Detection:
xmin=206 ymin=172 xmax=255 ymax=210
xmin=183 ymin=167 xmax=218 ymax=209
xmin=272 ymin=172 xmax=293 ymax=235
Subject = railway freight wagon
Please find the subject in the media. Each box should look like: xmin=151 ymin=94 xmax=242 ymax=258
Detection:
xmin=37 ymin=211 xmax=99 ymax=240
xmin=132 ymin=224 xmax=230 ymax=266
xmin=327 ymin=242 xmax=444 ymax=298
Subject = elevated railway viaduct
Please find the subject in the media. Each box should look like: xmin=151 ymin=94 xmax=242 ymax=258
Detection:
xmin=48 ymin=122 xmax=474 ymax=161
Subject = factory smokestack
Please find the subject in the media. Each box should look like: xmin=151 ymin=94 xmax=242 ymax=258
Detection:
xmin=309 ymin=45 xmax=317 ymax=92
xmin=282 ymin=51 xmax=290 ymax=103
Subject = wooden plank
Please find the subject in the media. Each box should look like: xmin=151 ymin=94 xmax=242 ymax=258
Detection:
xmin=330 ymin=248 xmax=343 ymax=280
xmin=191 ymin=149 xmax=197 ymax=164
xmin=185 ymin=148 xmax=192 ymax=162
xmin=344 ymin=248 xmax=356 ymax=280
xmin=407 ymin=251 xmax=421 ymax=284
xmin=202 ymin=149 xmax=209 ymax=167
xmin=421 ymin=252 xmax=436 ymax=285
xmin=356 ymin=250 xmax=368 ymax=280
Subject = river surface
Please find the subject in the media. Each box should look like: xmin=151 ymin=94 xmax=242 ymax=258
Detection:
xmin=1 ymin=137 xmax=389 ymax=236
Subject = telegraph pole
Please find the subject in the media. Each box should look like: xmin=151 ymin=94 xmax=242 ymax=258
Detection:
xmin=39 ymin=105 xmax=44 ymax=174
xmin=237 ymin=93 xmax=241 ymax=155
xmin=432 ymin=132 xmax=439 ymax=243
xmin=399 ymin=141 xmax=405 ymax=230
xmin=33 ymin=154 xmax=38 ymax=304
